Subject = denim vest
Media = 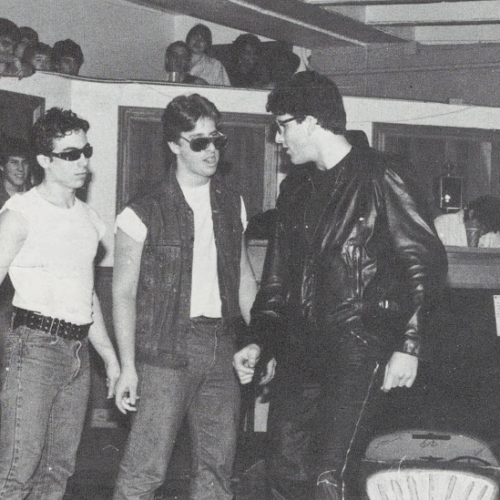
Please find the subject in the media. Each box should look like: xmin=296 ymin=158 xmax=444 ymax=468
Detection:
xmin=129 ymin=169 xmax=243 ymax=367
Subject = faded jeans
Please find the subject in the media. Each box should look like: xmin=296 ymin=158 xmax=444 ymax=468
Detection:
xmin=0 ymin=325 xmax=90 ymax=500
xmin=113 ymin=317 xmax=240 ymax=500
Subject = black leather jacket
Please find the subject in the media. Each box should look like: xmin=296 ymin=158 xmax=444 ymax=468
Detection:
xmin=248 ymin=146 xmax=447 ymax=365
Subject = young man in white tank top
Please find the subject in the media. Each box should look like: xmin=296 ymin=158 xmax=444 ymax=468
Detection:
xmin=0 ymin=107 xmax=120 ymax=500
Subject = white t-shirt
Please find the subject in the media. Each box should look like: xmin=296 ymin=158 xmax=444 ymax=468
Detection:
xmin=2 ymin=187 xmax=105 ymax=325
xmin=434 ymin=209 xmax=500 ymax=248
xmin=116 ymin=182 xmax=246 ymax=318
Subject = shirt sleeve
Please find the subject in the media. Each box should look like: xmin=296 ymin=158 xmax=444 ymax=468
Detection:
xmin=115 ymin=207 xmax=148 ymax=243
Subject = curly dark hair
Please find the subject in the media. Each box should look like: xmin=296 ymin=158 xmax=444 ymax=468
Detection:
xmin=31 ymin=108 xmax=90 ymax=156
xmin=162 ymin=94 xmax=220 ymax=143
xmin=266 ymin=70 xmax=346 ymax=135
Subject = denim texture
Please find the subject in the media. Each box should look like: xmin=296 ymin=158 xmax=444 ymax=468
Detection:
xmin=0 ymin=325 xmax=90 ymax=500
xmin=113 ymin=318 xmax=240 ymax=500
xmin=266 ymin=331 xmax=385 ymax=500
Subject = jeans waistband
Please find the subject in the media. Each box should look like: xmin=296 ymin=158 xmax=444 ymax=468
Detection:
xmin=12 ymin=307 xmax=91 ymax=341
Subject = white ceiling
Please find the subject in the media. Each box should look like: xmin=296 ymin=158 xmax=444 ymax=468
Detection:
xmin=303 ymin=0 xmax=500 ymax=45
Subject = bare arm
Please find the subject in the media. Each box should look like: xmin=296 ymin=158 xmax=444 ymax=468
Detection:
xmin=112 ymin=228 xmax=144 ymax=414
xmin=88 ymin=292 xmax=120 ymax=398
xmin=0 ymin=209 xmax=28 ymax=286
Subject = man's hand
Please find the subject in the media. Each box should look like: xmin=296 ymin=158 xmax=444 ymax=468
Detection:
xmin=114 ymin=365 xmax=139 ymax=414
xmin=233 ymin=344 xmax=261 ymax=384
xmin=381 ymin=351 xmax=418 ymax=392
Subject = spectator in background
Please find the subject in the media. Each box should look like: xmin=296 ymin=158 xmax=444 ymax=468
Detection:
xmin=267 ymin=46 xmax=300 ymax=88
xmin=227 ymin=33 xmax=270 ymax=89
xmin=22 ymin=42 xmax=52 ymax=71
xmin=52 ymin=38 xmax=84 ymax=76
xmin=164 ymin=41 xmax=207 ymax=85
xmin=434 ymin=195 xmax=500 ymax=247
xmin=0 ymin=18 xmax=34 ymax=78
xmin=0 ymin=137 xmax=31 ymax=207
xmin=186 ymin=24 xmax=230 ymax=86
xmin=15 ymin=26 xmax=39 ymax=60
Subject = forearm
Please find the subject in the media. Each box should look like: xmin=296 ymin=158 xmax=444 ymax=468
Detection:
xmin=112 ymin=292 xmax=138 ymax=369
xmin=88 ymin=292 xmax=119 ymax=365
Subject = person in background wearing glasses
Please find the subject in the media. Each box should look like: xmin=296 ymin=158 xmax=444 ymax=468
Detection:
xmin=112 ymin=93 xmax=261 ymax=500
xmin=233 ymin=71 xmax=447 ymax=500
xmin=0 ymin=107 xmax=120 ymax=499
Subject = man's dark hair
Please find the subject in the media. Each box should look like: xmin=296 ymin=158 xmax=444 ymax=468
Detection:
xmin=465 ymin=195 xmax=500 ymax=234
xmin=0 ymin=18 xmax=20 ymax=42
xmin=52 ymin=39 xmax=84 ymax=68
xmin=31 ymin=108 xmax=90 ymax=156
xmin=19 ymin=26 xmax=38 ymax=45
xmin=186 ymin=24 xmax=212 ymax=48
xmin=22 ymin=42 xmax=52 ymax=64
xmin=0 ymin=136 xmax=31 ymax=166
xmin=162 ymin=94 xmax=220 ymax=143
xmin=267 ymin=70 xmax=347 ymax=134
xmin=233 ymin=33 xmax=261 ymax=54
xmin=165 ymin=41 xmax=191 ymax=64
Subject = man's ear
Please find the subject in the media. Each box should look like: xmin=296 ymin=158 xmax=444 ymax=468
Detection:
xmin=168 ymin=141 xmax=180 ymax=155
xmin=36 ymin=154 xmax=51 ymax=171
xmin=304 ymin=115 xmax=318 ymax=135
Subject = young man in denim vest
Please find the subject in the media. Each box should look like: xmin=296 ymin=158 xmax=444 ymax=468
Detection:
xmin=112 ymin=94 xmax=262 ymax=500
xmin=0 ymin=107 xmax=120 ymax=499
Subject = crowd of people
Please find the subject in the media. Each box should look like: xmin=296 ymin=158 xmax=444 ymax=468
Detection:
xmin=0 ymin=17 xmax=84 ymax=77
xmin=0 ymin=17 xmax=298 ymax=87
xmin=167 ymin=24 xmax=301 ymax=89
xmin=0 ymin=15 xmax=498 ymax=500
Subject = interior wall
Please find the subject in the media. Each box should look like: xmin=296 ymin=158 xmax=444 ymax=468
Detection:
xmin=311 ymin=42 xmax=500 ymax=108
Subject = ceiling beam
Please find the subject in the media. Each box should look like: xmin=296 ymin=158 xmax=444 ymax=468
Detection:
xmin=303 ymin=0 xmax=495 ymax=4
xmin=124 ymin=0 xmax=406 ymax=47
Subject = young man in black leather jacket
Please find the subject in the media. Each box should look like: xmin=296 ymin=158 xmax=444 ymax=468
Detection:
xmin=233 ymin=71 xmax=448 ymax=500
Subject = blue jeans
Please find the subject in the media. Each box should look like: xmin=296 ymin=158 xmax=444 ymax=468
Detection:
xmin=0 ymin=325 xmax=90 ymax=500
xmin=113 ymin=318 xmax=240 ymax=500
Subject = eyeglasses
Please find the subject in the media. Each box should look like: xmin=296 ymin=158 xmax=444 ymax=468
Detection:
xmin=179 ymin=133 xmax=228 ymax=152
xmin=51 ymin=144 xmax=93 ymax=162
xmin=275 ymin=116 xmax=296 ymax=131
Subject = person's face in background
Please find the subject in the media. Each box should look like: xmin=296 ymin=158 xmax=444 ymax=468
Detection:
xmin=238 ymin=43 xmax=258 ymax=70
xmin=187 ymin=32 xmax=208 ymax=56
xmin=165 ymin=45 xmax=191 ymax=73
xmin=54 ymin=56 xmax=80 ymax=75
xmin=29 ymin=52 xmax=51 ymax=71
xmin=1 ymin=155 xmax=30 ymax=191
xmin=0 ymin=35 xmax=15 ymax=55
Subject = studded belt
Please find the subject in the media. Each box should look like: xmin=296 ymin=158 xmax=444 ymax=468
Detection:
xmin=13 ymin=307 xmax=91 ymax=341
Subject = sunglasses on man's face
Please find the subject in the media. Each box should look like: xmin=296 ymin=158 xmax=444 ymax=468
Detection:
xmin=50 ymin=144 xmax=93 ymax=162
xmin=179 ymin=133 xmax=228 ymax=152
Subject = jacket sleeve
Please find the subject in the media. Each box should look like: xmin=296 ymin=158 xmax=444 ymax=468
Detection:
xmin=381 ymin=160 xmax=448 ymax=357
xmin=243 ymin=196 xmax=290 ymax=362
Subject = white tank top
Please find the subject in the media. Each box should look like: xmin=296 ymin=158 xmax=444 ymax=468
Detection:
xmin=2 ymin=188 xmax=105 ymax=325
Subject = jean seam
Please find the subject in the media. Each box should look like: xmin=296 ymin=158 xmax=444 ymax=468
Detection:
xmin=338 ymin=361 xmax=380 ymax=500
xmin=0 ymin=336 xmax=23 ymax=496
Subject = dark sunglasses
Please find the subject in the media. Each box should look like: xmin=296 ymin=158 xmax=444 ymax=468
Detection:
xmin=51 ymin=144 xmax=93 ymax=162
xmin=179 ymin=133 xmax=228 ymax=152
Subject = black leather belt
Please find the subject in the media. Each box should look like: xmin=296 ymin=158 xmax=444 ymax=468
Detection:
xmin=13 ymin=307 xmax=91 ymax=341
